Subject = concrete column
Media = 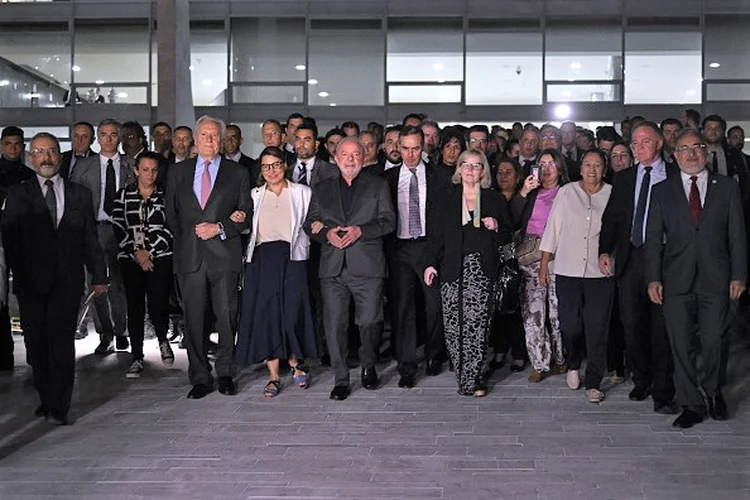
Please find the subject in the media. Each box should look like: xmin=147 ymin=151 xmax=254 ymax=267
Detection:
xmin=157 ymin=0 xmax=194 ymax=127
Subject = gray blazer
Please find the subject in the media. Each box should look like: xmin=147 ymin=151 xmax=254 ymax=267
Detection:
xmin=646 ymin=171 xmax=747 ymax=296
xmin=70 ymin=153 xmax=136 ymax=218
xmin=303 ymin=173 xmax=395 ymax=279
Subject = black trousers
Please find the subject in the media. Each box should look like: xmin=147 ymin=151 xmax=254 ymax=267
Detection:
xmin=617 ymin=246 xmax=674 ymax=402
xmin=0 ymin=267 xmax=13 ymax=369
xmin=556 ymin=275 xmax=615 ymax=390
xmin=120 ymin=257 xmax=173 ymax=360
xmin=321 ymin=266 xmax=383 ymax=387
xmin=18 ymin=285 xmax=80 ymax=417
xmin=607 ymin=288 xmax=626 ymax=376
xmin=178 ymin=261 xmax=239 ymax=387
xmin=663 ymin=290 xmax=730 ymax=413
xmin=307 ymin=241 xmax=326 ymax=356
xmin=390 ymin=239 xmax=444 ymax=376
xmin=490 ymin=309 xmax=527 ymax=361
xmin=94 ymin=223 xmax=127 ymax=339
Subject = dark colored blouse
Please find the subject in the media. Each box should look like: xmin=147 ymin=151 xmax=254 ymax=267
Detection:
xmin=112 ymin=184 xmax=173 ymax=260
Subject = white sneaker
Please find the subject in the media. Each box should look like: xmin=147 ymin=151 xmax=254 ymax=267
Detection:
xmin=159 ymin=341 xmax=175 ymax=367
xmin=566 ymin=369 xmax=580 ymax=390
xmin=586 ymin=388 xmax=604 ymax=403
xmin=126 ymin=359 xmax=144 ymax=379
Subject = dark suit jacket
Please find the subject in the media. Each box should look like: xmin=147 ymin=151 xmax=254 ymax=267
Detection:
xmin=425 ymin=185 xmax=513 ymax=283
xmin=645 ymin=171 xmax=747 ymax=296
xmin=69 ymin=153 xmax=136 ymax=218
xmin=303 ymin=173 xmax=395 ymax=279
xmin=599 ymin=162 xmax=679 ymax=277
xmin=165 ymin=157 xmax=252 ymax=274
xmin=0 ymin=157 xmax=35 ymax=204
xmin=59 ymin=148 xmax=95 ymax=180
xmin=1 ymin=178 xmax=107 ymax=298
xmin=287 ymin=158 xmax=339 ymax=188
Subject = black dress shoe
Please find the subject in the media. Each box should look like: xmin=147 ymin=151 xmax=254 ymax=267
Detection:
xmin=217 ymin=377 xmax=237 ymax=396
xmin=708 ymin=393 xmax=728 ymax=421
xmin=116 ymin=336 xmax=130 ymax=351
xmin=46 ymin=413 xmax=69 ymax=426
xmin=628 ymin=386 xmax=651 ymax=401
xmin=187 ymin=384 xmax=213 ymax=399
xmin=425 ymin=359 xmax=442 ymax=376
xmin=397 ymin=375 xmax=415 ymax=388
xmin=94 ymin=339 xmax=114 ymax=356
xmin=654 ymin=400 xmax=679 ymax=415
xmin=320 ymin=354 xmax=331 ymax=367
xmin=34 ymin=404 xmax=49 ymax=418
xmin=329 ymin=385 xmax=350 ymax=401
xmin=361 ymin=366 xmax=378 ymax=390
xmin=672 ymin=409 xmax=703 ymax=429
xmin=509 ymin=360 xmax=527 ymax=372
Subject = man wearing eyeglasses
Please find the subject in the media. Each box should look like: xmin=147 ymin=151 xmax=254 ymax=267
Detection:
xmin=2 ymin=133 xmax=107 ymax=424
xmin=645 ymin=128 xmax=747 ymax=428
xmin=599 ymin=121 xmax=680 ymax=415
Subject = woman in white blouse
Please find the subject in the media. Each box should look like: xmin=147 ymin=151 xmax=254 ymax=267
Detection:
xmin=539 ymin=149 xmax=615 ymax=403
xmin=234 ymin=147 xmax=318 ymax=398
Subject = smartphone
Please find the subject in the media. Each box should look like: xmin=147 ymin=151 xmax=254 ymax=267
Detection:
xmin=531 ymin=166 xmax=540 ymax=181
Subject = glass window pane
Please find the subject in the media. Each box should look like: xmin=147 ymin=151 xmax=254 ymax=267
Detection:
xmin=545 ymin=23 xmax=622 ymax=81
xmin=232 ymin=85 xmax=304 ymax=104
xmin=309 ymin=30 xmax=384 ymax=106
xmin=73 ymin=85 xmax=148 ymax=104
xmin=387 ymin=19 xmax=463 ymax=83
xmin=74 ymin=22 xmax=150 ymax=83
xmin=466 ymin=31 xmax=542 ymax=105
xmin=231 ymin=122 xmax=264 ymax=158
xmin=704 ymin=16 xmax=750 ymax=80
xmin=0 ymin=26 xmax=70 ymax=108
xmin=389 ymin=85 xmax=461 ymax=103
xmin=231 ymin=18 xmax=306 ymax=83
xmin=624 ymin=31 xmax=702 ymax=104
xmin=706 ymin=83 xmax=750 ymax=101
xmin=191 ymin=24 xmax=227 ymax=106
xmin=547 ymin=83 xmax=620 ymax=102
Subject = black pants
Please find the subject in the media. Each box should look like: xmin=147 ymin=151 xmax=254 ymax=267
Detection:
xmin=490 ymin=309 xmax=527 ymax=361
xmin=178 ymin=261 xmax=239 ymax=387
xmin=556 ymin=275 xmax=615 ymax=390
xmin=18 ymin=286 xmax=80 ymax=418
xmin=607 ymin=289 xmax=626 ymax=376
xmin=120 ymin=257 xmax=173 ymax=360
xmin=617 ymin=247 xmax=675 ymax=402
xmin=321 ymin=266 xmax=383 ymax=387
xmin=307 ymin=241 xmax=326 ymax=356
xmin=663 ymin=290 xmax=730 ymax=413
xmin=0 ymin=267 xmax=13 ymax=369
xmin=390 ymin=239 xmax=444 ymax=376
xmin=94 ymin=223 xmax=127 ymax=340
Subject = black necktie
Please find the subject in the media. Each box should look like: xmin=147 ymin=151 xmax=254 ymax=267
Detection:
xmin=712 ymin=151 xmax=718 ymax=173
xmin=298 ymin=162 xmax=307 ymax=185
xmin=566 ymin=150 xmax=573 ymax=161
xmin=104 ymin=158 xmax=116 ymax=216
xmin=45 ymin=179 xmax=57 ymax=229
xmin=631 ymin=166 xmax=652 ymax=247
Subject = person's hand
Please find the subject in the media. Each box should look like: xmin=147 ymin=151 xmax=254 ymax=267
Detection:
xmin=730 ymin=280 xmax=746 ymax=300
xmin=134 ymin=249 xmax=153 ymax=272
xmin=648 ymin=282 xmax=663 ymax=305
xmin=326 ymin=227 xmax=345 ymax=249
xmin=599 ymin=254 xmax=613 ymax=276
xmin=424 ymin=266 xmax=438 ymax=286
xmin=230 ymin=210 xmax=246 ymax=223
xmin=195 ymin=222 xmax=220 ymax=240
xmin=520 ymin=175 xmax=540 ymax=197
xmin=92 ymin=284 xmax=109 ymax=297
xmin=339 ymin=226 xmax=362 ymax=248
xmin=481 ymin=217 xmax=498 ymax=232
xmin=311 ymin=221 xmax=325 ymax=234
xmin=539 ymin=261 xmax=550 ymax=287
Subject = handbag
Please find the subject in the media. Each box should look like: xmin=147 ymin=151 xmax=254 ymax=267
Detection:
xmin=496 ymin=242 xmax=522 ymax=314
xmin=515 ymin=234 xmax=542 ymax=267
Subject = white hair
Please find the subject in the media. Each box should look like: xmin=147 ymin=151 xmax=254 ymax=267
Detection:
xmin=194 ymin=115 xmax=226 ymax=138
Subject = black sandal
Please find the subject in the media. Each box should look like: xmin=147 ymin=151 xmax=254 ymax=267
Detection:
xmin=263 ymin=380 xmax=281 ymax=398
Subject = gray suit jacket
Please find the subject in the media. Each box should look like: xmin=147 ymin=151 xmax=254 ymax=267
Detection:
xmin=303 ymin=173 xmax=395 ymax=279
xmin=646 ymin=171 xmax=747 ymax=297
xmin=165 ymin=157 xmax=252 ymax=274
xmin=70 ymin=153 xmax=136 ymax=218
xmin=288 ymin=158 xmax=339 ymax=188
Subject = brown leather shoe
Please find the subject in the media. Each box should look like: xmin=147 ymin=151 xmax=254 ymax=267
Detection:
xmin=528 ymin=369 xmax=544 ymax=383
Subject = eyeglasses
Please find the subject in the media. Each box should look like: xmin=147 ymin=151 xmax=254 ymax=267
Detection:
xmin=460 ymin=162 xmax=483 ymax=171
xmin=260 ymin=161 xmax=284 ymax=171
xmin=674 ymin=144 xmax=707 ymax=155
xmin=541 ymin=135 xmax=559 ymax=141
xmin=538 ymin=161 xmax=557 ymax=169
xmin=29 ymin=147 xmax=59 ymax=156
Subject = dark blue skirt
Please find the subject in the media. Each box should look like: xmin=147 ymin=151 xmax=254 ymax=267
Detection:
xmin=236 ymin=241 xmax=318 ymax=365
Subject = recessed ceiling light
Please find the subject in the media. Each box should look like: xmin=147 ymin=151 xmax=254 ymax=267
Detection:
xmin=295 ymin=64 xmax=306 ymax=71
xmin=318 ymin=91 xmax=329 ymax=98
xmin=0 ymin=80 xmax=9 ymax=86
xmin=95 ymin=80 xmax=104 ymax=85
xmin=189 ymin=65 xmax=195 ymax=71
xmin=437 ymin=79 xmax=445 ymax=83
xmin=329 ymin=103 xmax=337 ymax=107
xmin=117 ymin=92 xmax=128 ymax=98
xmin=570 ymin=62 xmax=582 ymax=70
xmin=307 ymin=79 xmax=318 ymax=85
xmin=554 ymin=104 xmax=571 ymax=119
xmin=709 ymin=62 xmax=721 ymax=68
xmin=203 ymin=79 xmax=212 ymax=86
xmin=49 ymin=74 xmax=54 ymax=77
xmin=72 ymin=65 xmax=81 ymax=72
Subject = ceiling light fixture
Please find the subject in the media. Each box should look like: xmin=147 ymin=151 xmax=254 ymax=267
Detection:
xmin=295 ymin=64 xmax=306 ymax=71
xmin=554 ymin=104 xmax=571 ymax=120
xmin=117 ymin=92 xmax=128 ymax=98
xmin=0 ymin=80 xmax=9 ymax=86
xmin=329 ymin=103 xmax=337 ymax=107
xmin=72 ymin=65 xmax=81 ymax=72
xmin=709 ymin=62 xmax=721 ymax=68
xmin=307 ymin=79 xmax=318 ymax=85
xmin=189 ymin=65 xmax=195 ymax=71
xmin=95 ymin=80 xmax=104 ymax=85
xmin=318 ymin=91 xmax=329 ymax=98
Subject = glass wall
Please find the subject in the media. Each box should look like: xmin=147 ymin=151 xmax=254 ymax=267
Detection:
xmin=190 ymin=21 xmax=227 ymax=106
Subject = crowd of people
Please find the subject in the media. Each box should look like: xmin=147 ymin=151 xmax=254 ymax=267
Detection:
xmin=0 ymin=108 xmax=746 ymax=430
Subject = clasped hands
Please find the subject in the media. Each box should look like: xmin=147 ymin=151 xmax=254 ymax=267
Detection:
xmin=195 ymin=209 xmax=248 ymax=241
xmin=308 ymin=220 xmax=361 ymax=249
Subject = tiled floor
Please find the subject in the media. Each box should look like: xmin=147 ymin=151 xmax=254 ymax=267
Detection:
xmin=1 ymin=330 xmax=749 ymax=500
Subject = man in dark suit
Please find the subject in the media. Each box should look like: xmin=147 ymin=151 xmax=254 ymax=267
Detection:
xmin=540 ymin=123 xmax=580 ymax=181
xmin=165 ymin=115 xmax=252 ymax=399
xmin=224 ymin=124 xmax=257 ymax=185
xmin=2 ymin=132 xmax=107 ymax=425
xmin=646 ymin=128 xmax=747 ymax=428
xmin=360 ymin=130 xmax=384 ymax=177
xmin=304 ymin=136 xmax=396 ymax=401
xmin=384 ymin=126 xmax=444 ymax=387
xmin=71 ymin=119 xmax=135 ymax=355
xmin=599 ymin=120 xmax=679 ymax=414
xmin=59 ymin=121 xmax=95 ymax=180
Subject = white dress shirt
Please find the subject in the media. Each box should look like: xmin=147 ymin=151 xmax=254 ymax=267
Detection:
xmin=98 ymin=153 xmax=122 ymax=222
xmin=294 ymin=156 xmax=316 ymax=184
xmin=384 ymin=159 xmax=400 ymax=171
xmin=226 ymin=151 xmax=242 ymax=163
xmin=396 ymin=162 xmax=427 ymax=239
xmin=38 ymin=174 xmax=65 ymax=227
xmin=680 ymin=168 xmax=708 ymax=206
